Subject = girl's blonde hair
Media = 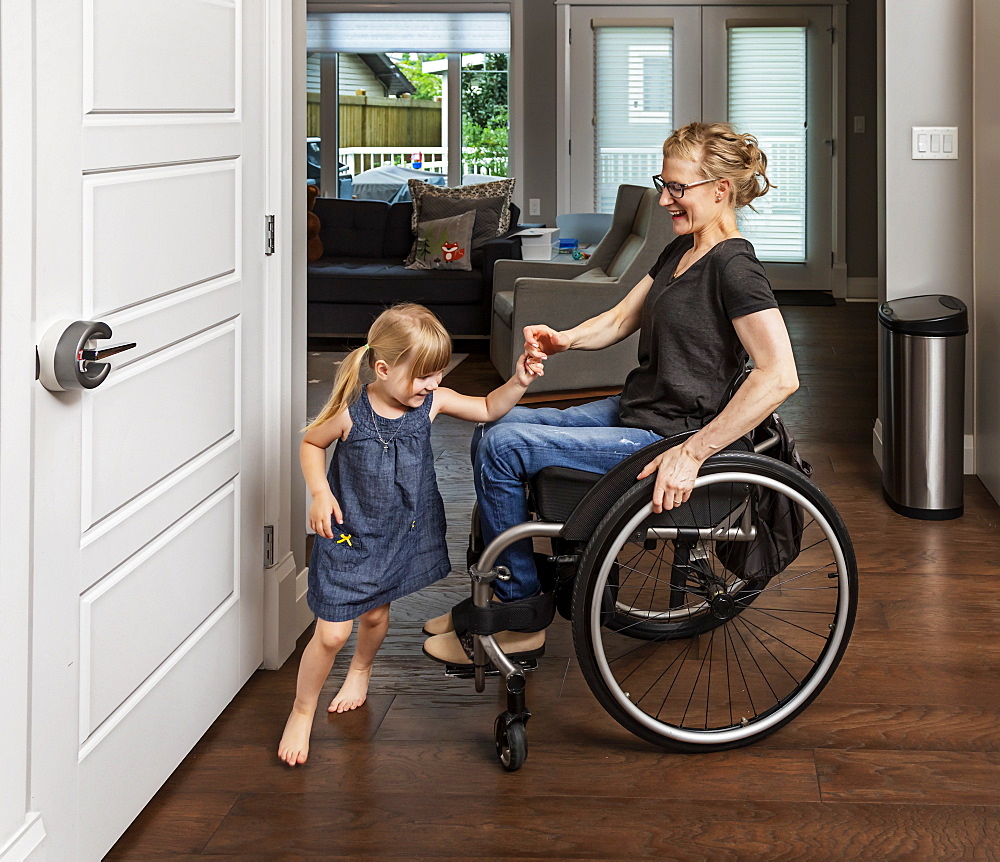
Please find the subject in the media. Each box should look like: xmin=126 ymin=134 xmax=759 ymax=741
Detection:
xmin=663 ymin=122 xmax=775 ymax=211
xmin=306 ymin=303 xmax=452 ymax=430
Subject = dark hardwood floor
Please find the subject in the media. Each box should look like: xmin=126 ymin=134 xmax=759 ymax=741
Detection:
xmin=107 ymin=302 xmax=1000 ymax=860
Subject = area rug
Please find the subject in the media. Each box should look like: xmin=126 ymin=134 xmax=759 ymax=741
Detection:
xmin=775 ymin=290 xmax=837 ymax=307
xmin=307 ymin=352 xmax=467 ymax=420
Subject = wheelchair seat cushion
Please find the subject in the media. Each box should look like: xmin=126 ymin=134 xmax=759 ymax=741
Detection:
xmin=531 ymin=466 xmax=604 ymax=523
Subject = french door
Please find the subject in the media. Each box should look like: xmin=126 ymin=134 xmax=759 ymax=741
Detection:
xmin=566 ymin=5 xmax=835 ymax=291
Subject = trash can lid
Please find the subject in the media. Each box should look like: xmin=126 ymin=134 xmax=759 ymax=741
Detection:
xmin=877 ymin=294 xmax=969 ymax=336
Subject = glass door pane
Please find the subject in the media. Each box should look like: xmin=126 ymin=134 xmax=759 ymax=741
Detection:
xmin=702 ymin=6 xmax=834 ymax=292
xmin=461 ymin=52 xmax=509 ymax=179
xmin=728 ymin=27 xmax=807 ymax=262
xmin=567 ymin=7 xmax=701 ymax=214
xmin=594 ymin=27 xmax=673 ymax=212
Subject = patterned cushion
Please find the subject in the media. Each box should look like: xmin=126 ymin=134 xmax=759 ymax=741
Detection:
xmin=408 ymin=177 xmax=515 ymax=238
xmin=405 ymin=210 xmax=476 ymax=272
xmin=418 ymin=194 xmax=507 ymax=252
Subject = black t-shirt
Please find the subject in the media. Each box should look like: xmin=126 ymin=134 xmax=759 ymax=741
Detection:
xmin=618 ymin=234 xmax=778 ymax=438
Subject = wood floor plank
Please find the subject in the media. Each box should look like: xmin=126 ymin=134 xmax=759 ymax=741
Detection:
xmin=201 ymin=794 xmax=992 ymax=859
xmin=816 ymin=750 xmax=1000 ymax=805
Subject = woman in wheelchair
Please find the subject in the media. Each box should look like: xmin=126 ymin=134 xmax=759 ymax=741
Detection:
xmin=421 ymin=122 xmax=857 ymax=768
xmin=424 ymin=122 xmax=796 ymax=662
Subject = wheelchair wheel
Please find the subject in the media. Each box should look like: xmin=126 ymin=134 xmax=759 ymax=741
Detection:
xmin=571 ymin=452 xmax=857 ymax=752
xmin=494 ymin=713 xmax=528 ymax=771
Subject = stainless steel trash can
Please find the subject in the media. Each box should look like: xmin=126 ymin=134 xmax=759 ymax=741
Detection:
xmin=878 ymin=295 xmax=968 ymax=520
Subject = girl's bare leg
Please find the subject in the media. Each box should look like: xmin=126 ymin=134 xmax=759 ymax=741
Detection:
xmin=277 ymin=618 xmax=353 ymax=766
xmin=329 ymin=604 xmax=390 ymax=713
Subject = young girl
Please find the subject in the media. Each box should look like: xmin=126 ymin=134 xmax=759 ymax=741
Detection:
xmin=278 ymin=303 xmax=542 ymax=766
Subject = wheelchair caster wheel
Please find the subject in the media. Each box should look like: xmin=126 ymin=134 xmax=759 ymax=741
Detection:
xmin=494 ymin=713 xmax=527 ymax=771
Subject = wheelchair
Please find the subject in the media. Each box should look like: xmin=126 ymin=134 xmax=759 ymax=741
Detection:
xmin=445 ymin=421 xmax=857 ymax=772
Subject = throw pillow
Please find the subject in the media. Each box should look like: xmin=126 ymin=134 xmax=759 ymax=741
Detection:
xmin=408 ymin=177 xmax=515 ymax=237
xmin=404 ymin=209 xmax=476 ymax=272
xmin=419 ymin=194 xmax=506 ymax=252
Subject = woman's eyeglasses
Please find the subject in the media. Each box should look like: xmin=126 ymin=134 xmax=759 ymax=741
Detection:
xmin=652 ymin=175 xmax=719 ymax=198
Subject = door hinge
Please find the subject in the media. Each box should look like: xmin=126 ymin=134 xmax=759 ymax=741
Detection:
xmin=828 ymin=27 xmax=836 ymax=44
xmin=569 ymin=28 xmax=572 ymax=45
xmin=568 ymin=139 xmax=572 ymax=156
xmin=264 ymin=524 xmax=274 ymax=567
xmin=831 ymin=251 xmax=836 ymax=267
xmin=264 ymin=214 xmax=275 ymax=255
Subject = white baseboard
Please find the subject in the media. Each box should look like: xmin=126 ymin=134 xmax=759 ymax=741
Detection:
xmin=296 ymin=566 xmax=314 ymax=633
xmin=0 ymin=813 xmax=45 ymax=862
xmin=873 ymin=418 xmax=975 ymax=475
xmin=263 ymin=552 xmax=307 ymax=670
xmin=848 ymin=277 xmax=879 ymax=299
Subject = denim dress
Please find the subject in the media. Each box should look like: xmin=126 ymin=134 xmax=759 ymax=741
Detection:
xmin=307 ymin=385 xmax=451 ymax=622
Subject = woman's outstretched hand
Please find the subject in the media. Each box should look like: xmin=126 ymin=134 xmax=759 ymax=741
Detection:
xmin=637 ymin=445 xmax=705 ymax=513
xmin=523 ymin=325 xmax=571 ymax=364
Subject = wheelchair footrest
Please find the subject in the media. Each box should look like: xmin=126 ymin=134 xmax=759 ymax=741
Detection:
xmin=453 ymin=592 xmax=557 ymax=635
xmin=443 ymin=658 xmax=539 ymax=679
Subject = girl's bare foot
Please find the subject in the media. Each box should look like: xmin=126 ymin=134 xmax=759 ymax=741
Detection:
xmin=277 ymin=708 xmax=313 ymax=766
xmin=328 ymin=665 xmax=373 ymax=713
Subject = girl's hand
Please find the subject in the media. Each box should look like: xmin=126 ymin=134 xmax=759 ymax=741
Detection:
xmin=309 ymin=491 xmax=343 ymax=539
xmin=636 ymin=445 xmax=704 ymax=513
xmin=523 ymin=324 xmax=570 ymax=363
xmin=515 ymin=351 xmax=543 ymax=385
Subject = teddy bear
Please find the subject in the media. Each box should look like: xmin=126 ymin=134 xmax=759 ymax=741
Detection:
xmin=307 ymin=184 xmax=323 ymax=262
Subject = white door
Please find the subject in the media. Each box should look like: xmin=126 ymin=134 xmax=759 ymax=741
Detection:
xmin=31 ymin=2 xmax=266 ymax=859
xmin=567 ymin=4 xmax=835 ymax=291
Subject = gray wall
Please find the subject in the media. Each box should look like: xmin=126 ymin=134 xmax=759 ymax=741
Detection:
xmin=517 ymin=0 xmax=559 ymax=226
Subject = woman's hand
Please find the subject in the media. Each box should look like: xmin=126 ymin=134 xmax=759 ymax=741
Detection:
xmin=523 ymin=324 xmax=571 ymax=364
xmin=636 ymin=445 xmax=705 ymax=513
xmin=309 ymin=491 xmax=343 ymax=539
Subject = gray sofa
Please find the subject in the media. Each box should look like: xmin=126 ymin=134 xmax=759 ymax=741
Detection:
xmin=490 ymin=185 xmax=672 ymax=393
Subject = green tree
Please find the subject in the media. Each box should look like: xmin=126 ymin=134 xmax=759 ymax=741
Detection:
xmin=461 ymin=53 xmax=509 ymax=175
xmin=391 ymin=53 xmax=444 ymax=101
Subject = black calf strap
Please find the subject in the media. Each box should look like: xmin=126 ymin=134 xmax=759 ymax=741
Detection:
xmin=451 ymin=593 xmax=556 ymax=635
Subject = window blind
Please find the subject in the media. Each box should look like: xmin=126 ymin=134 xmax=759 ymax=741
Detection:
xmin=307 ymin=12 xmax=510 ymax=53
xmin=728 ymin=27 xmax=807 ymax=263
xmin=594 ymin=26 xmax=673 ymax=212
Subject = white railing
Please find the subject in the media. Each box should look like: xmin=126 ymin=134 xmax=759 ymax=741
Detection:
xmin=339 ymin=146 xmax=504 ymax=178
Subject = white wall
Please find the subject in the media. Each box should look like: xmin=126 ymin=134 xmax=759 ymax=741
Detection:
xmin=973 ymin=0 xmax=1000 ymax=499
xmin=880 ymin=0 xmax=975 ymax=437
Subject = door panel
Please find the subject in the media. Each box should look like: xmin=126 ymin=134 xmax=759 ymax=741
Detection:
xmin=87 ymin=163 xmax=237 ymax=311
xmin=88 ymin=0 xmax=237 ymax=112
xmin=83 ymin=324 xmax=238 ymax=526
xmin=32 ymin=1 xmax=265 ymax=858
xmin=82 ymin=483 xmax=237 ymax=738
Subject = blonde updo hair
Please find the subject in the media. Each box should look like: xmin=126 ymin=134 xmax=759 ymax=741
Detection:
xmin=307 ymin=303 xmax=451 ymax=430
xmin=663 ymin=122 xmax=775 ymax=211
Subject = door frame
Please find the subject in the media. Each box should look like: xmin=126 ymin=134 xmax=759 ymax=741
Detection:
xmin=555 ymin=0 xmax=846 ymax=296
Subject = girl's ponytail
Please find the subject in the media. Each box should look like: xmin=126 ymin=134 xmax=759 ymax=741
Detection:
xmin=305 ymin=344 xmax=370 ymax=430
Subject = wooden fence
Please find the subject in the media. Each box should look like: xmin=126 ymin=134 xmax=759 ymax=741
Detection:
xmin=307 ymin=93 xmax=442 ymax=148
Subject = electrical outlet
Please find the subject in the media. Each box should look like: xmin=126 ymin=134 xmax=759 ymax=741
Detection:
xmin=528 ymin=198 xmax=541 ymax=216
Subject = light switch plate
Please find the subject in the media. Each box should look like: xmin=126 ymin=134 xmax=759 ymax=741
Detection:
xmin=912 ymin=126 xmax=958 ymax=159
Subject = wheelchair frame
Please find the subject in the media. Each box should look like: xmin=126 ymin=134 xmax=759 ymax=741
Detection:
xmin=450 ymin=431 xmax=857 ymax=771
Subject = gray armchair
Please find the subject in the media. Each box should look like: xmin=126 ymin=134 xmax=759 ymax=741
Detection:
xmin=491 ymin=184 xmax=673 ymax=394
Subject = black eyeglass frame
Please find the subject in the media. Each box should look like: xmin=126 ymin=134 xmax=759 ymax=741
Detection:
xmin=651 ymin=175 xmax=720 ymax=198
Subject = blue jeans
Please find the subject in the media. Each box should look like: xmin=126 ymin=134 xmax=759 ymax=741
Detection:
xmin=471 ymin=397 xmax=662 ymax=601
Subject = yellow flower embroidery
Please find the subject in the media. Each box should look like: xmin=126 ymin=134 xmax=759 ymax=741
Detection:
xmin=337 ymin=533 xmax=353 ymax=547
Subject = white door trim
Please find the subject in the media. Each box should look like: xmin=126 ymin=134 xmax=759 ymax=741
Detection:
xmin=0 ymin=1 xmax=41 ymax=854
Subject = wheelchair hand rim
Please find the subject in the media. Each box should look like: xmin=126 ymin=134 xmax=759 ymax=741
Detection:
xmin=588 ymin=469 xmax=852 ymax=746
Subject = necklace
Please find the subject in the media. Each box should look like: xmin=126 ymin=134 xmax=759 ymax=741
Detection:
xmin=368 ymin=402 xmax=407 ymax=452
